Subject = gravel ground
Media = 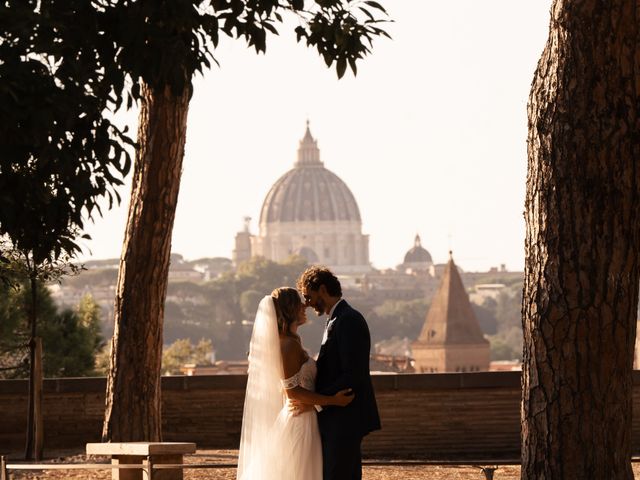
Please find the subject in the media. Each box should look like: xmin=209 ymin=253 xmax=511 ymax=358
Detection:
xmin=4 ymin=449 xmax=640 ymax=479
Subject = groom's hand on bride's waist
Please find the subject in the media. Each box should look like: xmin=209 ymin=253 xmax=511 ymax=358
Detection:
xmin=288 ymin=399 xmax=314 ymax=416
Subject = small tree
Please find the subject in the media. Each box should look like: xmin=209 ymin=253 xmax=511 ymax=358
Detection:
xmin=77 ymin=294 xmax=105 ymax=355
xmin=162 ymin=338 xmax=215 ymax=375
xmin=0 ymin=280 xmax=105 ymax=379
xmin=1 ymin=0 xmax=134 ymax=458
xmin=161 ymin=339 xmax=194 ymax=375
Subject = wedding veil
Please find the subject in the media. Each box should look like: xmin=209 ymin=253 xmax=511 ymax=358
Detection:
xmin=236 ymin=295 xmax=285 ymax=480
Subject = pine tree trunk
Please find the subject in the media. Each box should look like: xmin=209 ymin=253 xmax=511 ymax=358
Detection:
xmin=522 ymin=1 xmax=640 ymax=478
xmin=102 ymin=81 xmax=190 ymax=441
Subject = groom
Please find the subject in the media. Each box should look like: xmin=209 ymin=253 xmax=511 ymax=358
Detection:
xmin=297 ymin=266 xmax=381 ymax=480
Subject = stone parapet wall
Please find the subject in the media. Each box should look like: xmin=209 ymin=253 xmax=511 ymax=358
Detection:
xmin=2 ymin=372 xmax=640 ymax=459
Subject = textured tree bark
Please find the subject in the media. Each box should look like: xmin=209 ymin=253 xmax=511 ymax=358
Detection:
xmin=522 ymin=1 xmax=639 ymax=479
xmin=102 ymin=81 xmax=190 ymax=441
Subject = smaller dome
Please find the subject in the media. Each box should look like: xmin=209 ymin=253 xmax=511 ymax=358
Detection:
xmin=403 ymin=235 xmax=432 ymax=264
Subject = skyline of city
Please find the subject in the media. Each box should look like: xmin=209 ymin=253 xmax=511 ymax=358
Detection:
xmin=77 ymin=1 xmax=553 ymax=273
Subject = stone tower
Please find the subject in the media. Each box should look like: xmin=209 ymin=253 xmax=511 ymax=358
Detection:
xmin=412 ymin=252 xmax=490 ymax=373
xmin=232 ymin=216 xmax=253 ymax=266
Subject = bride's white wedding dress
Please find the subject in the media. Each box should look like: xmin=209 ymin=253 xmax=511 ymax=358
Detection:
xmin=237 ymin=297 xmax=322 ymax=480
xmin=272 ymin=357 xmax=322 ymax=478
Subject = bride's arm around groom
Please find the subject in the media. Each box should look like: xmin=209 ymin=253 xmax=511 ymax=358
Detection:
xmin=280 ymin=334 xmax=354 ymax=408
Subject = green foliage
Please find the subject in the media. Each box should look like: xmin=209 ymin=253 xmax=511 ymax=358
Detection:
xmin=0 ymin=280 xmax=30 ymax=376
xmin=294 ymin=0 xmax=391 ymax=78
xmin=0 ymin=283 xmax=104 ymax=378
xmin=167 ymin=280 xmax=210 ymax=299
xmin=98 ymin=0 xmax=391 ymax=105
xmin=162 ymin=339 xmax=194 ymax=375
xmin=94 ymin=345 xmax=112 ymax=376
xmin=161 ymin=256 xmax=309 ymax=359
xmin=488 ymin=327 xmax=523 ymax=361
xmin=62 ymin=268 xmax=118 ymax=289
xmin=193 ymin=338 xmax=214 ymax=364
xmin=40 ymin=309 xmax=99 ymax=377
xmin=495 ymin=287 xmax=523 ymax=331
xmin=0 ymin=242 xmax=83 ymax=290
xmin=162 ymin=338 xmax=214 ymax=375
xmin=475 ymin=286 xmax=523 ymax=361
xmin=77 ymin=294 xmax=105 ymax=354
xmin=471 ymin=299 xmax=498 ymax=335
xmin=0 ymin=1 xmax=134 ymax=264
xmin=239 ymin=290 xmax=263 ymax=319
xmin=368 ymin=298 xmax=430 ymax=343
xmin=236 ymin=255 xmax=308 ymax=294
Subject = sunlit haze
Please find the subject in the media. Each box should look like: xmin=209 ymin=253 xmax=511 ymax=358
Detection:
xmin=78 ymin=0 xmax=553 ymax=272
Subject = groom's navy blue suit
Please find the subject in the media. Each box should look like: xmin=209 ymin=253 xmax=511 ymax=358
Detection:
xmin=315 ymin=299 xmax=381 ymax=480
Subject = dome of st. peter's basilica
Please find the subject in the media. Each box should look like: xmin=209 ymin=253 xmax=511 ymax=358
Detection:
xmin=234 ymin=122 xmax=371 ymax=274
xmin=259 ymin=129 xmax=362 ymax=224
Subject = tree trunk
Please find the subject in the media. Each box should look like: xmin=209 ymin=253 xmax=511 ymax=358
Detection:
xmin=102 ymin=81 xmax=190 ymax=442
xmin=522 ymin=1 xmax=639 ymax=478
xmin=24 ymin=272 xmax=37 ymax=459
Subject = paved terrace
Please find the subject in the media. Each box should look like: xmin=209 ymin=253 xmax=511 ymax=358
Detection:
xmin=4 ymin=450 xmax=640 ymax=480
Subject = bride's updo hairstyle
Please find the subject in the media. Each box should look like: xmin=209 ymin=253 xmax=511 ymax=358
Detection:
xmin=271 ymin=287 xmax=303 ymax=335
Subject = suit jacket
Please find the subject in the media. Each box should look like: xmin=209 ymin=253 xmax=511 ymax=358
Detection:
xmin=315 ymin=299 xmax=381 ymax=440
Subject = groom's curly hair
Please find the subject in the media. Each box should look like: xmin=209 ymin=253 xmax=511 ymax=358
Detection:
xmin=271 ymin=287 xmax=302 ymax=334
xmin=297 ymin=265 xmax=342 ymax=297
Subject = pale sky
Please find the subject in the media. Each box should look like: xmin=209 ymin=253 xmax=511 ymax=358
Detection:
xmin=79 ymin=1 xmax=553 ymax=273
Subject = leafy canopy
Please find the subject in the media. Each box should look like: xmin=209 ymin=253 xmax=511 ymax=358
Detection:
xmin=100 ymin=0 xmax=391 ymax=105
xmin=0 ymin=282 xmax=105 ymax=379
xmin=0 ymin=1 xmax=134 ymax=264
xmin=0 ymin=0 xmax=388 ymax=266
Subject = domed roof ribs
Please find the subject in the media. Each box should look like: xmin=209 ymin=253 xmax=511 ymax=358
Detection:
xmin=279 ymin=172 xmax=293 ymax=222
xmin=260 ymin=174 xmax=285 ymax=224
xmin=325 ymin=175 xmax=343 ymax=225
xmin=340 ymin=182 xmax=361 ymax=222
xmin=310 ymin=169 xmax=323 ymax=222
xmin=330 ymin=175 xmax=355 ymax=222
xmin=300 ymin=169 xmax=313 ymax=221
xmin=258 ymin=122 xmax=362 ymax=224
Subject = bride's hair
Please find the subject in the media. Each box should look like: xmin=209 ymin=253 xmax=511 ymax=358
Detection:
xmin=271 ymin=287 xmax=302 ymax=334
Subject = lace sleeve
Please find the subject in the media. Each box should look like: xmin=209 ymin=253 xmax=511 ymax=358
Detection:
xmin=281 ymin=372 xmax=300 ymax=390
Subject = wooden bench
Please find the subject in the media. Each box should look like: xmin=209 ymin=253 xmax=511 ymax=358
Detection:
xmin=86 ymin=442 xmax=196 ymax=480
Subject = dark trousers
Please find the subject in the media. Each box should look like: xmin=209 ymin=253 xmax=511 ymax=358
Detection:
xmin=321 ymin=434 xmax=362 ymax=480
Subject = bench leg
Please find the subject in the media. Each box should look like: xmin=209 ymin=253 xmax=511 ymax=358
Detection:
xmin=1 ymin=455 xmax=7 ymax=480
xmin=148 ymin=454 xmax=184 ymax=480
xmin=480 ymin=467 xmax=498 ymax=480
xmin=112 ymin=454 xmax=144 ymax=480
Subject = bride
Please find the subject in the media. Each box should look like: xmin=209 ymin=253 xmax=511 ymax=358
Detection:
xmin=237 ymin=287 xmax=354 ymax=480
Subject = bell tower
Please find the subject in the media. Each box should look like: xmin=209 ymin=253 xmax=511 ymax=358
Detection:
xmin=412 ymin=252 xmax=490 ymax=372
